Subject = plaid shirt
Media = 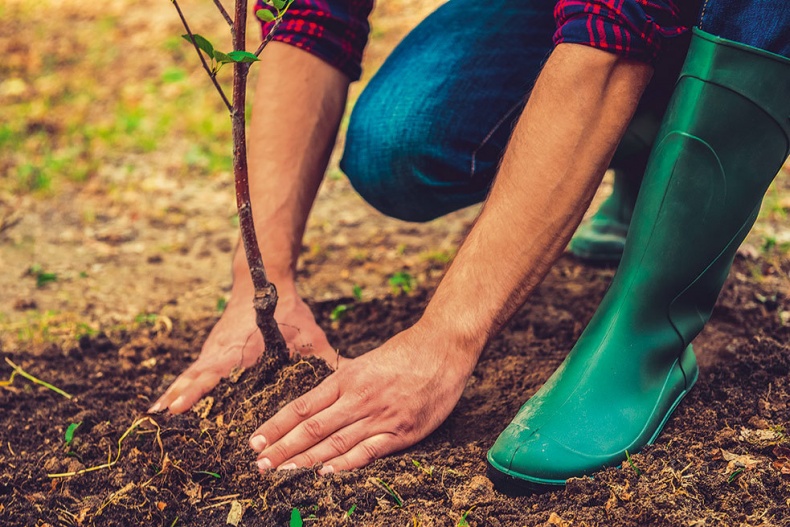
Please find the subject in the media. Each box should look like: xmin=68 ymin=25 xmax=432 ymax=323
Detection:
xmin=255 ymin=0 xmax=373 ymax=81
xmin=554 ymin=0 xmax=689 ymax=63
xmin=255 ymin=0 xmax=691 ymax=81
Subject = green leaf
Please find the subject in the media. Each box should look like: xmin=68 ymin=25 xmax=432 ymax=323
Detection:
xmin=134 ymin=313 xmax=158 ymax=325
xmin=64 ymin=422 xmax=81 ymax=446
xmin=352 ymin=284 xmax=363 ymax=301
xmin=624 ymin=449 xmax=642 ymax=477
xmin=457 ymin=506 xmax=476 ymax=527
xmin=375 ymin=478 xmax=403 ymax=507
xmin=194 ymin=470 xmax=221 ymax=479
xmin=213 ymin=50 xmax=233 ymax=64
xmin=388 ymin=271 xmax=413 ymax=295
xmin=216 ymin=297 xmax=228 ymax=313
xmin=29 ymin=264 xmax=57 ymax=287
xmin=35 ymin=272 xmax=58 ymax=288
xmin=330 ymin=304 xmax=350 ymax=322
xmin=227 ymin=50 xmax=260 ymax=63
xmin=345 ymin=504 xmax=357 ymax=518
xmin=256 ymin=9 xmax=276 ymax=22
xmin=289 ymin=508 xmax=303 ymax=527
xmin=271 ymin=0 xmax=286 ymax=9
xmin=181 ymin=33 xmax=214 ymax=57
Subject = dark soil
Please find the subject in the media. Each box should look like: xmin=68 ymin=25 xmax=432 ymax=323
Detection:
xmin=1 ymin=256 xmax=789 ymax=527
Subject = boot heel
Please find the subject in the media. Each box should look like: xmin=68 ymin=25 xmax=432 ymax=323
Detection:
xmin=679 ymin=343 xmax=699 ymax=390
xmin=647 ymin=344 xmax=698 ymax=446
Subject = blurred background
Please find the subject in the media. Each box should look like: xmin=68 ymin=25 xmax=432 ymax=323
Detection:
xmin=1 ymin=0 xmax=788 ymax=349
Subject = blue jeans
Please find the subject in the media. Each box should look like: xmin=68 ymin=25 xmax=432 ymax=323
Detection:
xmin=340 ymin=0 xmax=789 ymax=222
xmin=699 ymin=0 xmax=790 ymax=57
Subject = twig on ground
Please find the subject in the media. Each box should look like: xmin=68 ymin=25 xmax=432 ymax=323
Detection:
xmin=1 ymin=357 xmax=73 ymax=399
xmin=198 ymin=498 xmax=253 ymax=511
xmin=0 ymin=211 xmax=22 ymax=234
xmin=48 ymin=416 xmax=163 ymax=478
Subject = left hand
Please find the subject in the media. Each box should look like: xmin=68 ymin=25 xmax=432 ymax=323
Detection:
xmin=149 ymin=291 xmax=340 ymax=415
xmin=248 ymin=322 xmax=477 ymax=473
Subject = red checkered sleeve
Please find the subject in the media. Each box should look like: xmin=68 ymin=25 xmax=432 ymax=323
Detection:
xmin=553 ymin=0 xmax=690 ymax=63
xmin=255 ymin=0 xmax=373 ymax=81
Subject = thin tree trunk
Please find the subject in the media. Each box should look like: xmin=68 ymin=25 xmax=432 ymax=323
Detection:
xmin=231 ymin=0 xmax=287 ymax=357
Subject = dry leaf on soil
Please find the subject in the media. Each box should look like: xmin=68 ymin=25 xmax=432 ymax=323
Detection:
xmin=720 ymin=449 xmax=762 ymax=474
xmin=226 ymin=500 xmax=244 ymax=526
xmin=772 ymin=445 xmax=790 ymax=477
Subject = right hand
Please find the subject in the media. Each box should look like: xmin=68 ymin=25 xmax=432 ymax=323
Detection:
xmin=248 ymin=320 xmax=478 ymax=473
xmin=149 ymin=283 xmax=342 ymax=415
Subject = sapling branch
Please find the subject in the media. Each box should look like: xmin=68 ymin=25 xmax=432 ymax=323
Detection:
xmin=212 ymin=0 xmax=234 ymax=27
xmin=171 ymin=0 xmax=233 ymax=112
xmin=253 ymin=18 xmax=282 ymax=57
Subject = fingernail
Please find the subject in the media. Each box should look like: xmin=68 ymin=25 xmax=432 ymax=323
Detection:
xmin=250 ymin=435 xmax=267 ymax=451
xmin=278 ymin=463 xmax=297 ymax=471
xmin=318 ymin=465 xmax=334 ymax=476
xmin=257 ymin=457 xmax=272 ymax=471
xmin=171 ymin=395 xmax=186 ymax=410
xmin=148 ymin=402 xmax=162 ymax=413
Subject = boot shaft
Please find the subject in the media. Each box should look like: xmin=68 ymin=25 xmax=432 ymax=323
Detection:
xmin=597 ymin=29 xmax=790 ymax=341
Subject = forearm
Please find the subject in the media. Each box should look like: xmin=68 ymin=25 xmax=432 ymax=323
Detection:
xmin=420 ymin=44 xmax=653 ymax=368
xmin=232 ymin=43 xmax=350 ymax=298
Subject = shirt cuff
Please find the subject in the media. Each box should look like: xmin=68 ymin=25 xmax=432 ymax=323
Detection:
xmin=553 ymin=0 xmax=690 ymax=64
xmin=255 ymin=0 xmax=373 ymax=81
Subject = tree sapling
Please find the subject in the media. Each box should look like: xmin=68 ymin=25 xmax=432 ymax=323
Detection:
xmin=169 ymin=0 xmax=295 ymax=360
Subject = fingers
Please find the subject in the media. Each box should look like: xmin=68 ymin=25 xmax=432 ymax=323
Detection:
xmin=249 ymin=377 xmax=340 ymax=456
xmin=255 ymin=409 xmax=369 ymax=471
xmin=272 ymin=418 xmax=378 ymax=471
xmin=149 ymin=369 xmax=221 ymax=414
xmin=317 ymin=434 xmax=400 ymax=474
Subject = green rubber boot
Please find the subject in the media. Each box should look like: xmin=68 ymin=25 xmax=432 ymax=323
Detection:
xmin=568 ymin=115 xmax=655 ymax=263
xmin=487 ymin=29 xmax=790 ymax=493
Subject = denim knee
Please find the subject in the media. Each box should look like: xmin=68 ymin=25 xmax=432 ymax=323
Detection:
xmin=341 ymin=97 xmax=470 ymax=223
xmin=339 ymin=0 xmax=558 ymax=222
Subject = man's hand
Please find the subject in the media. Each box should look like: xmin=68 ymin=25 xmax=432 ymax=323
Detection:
xmin=149 ymin=287 xmax=339 ymax=414
xmin=248 ymin=322 xmax=477 ymax=473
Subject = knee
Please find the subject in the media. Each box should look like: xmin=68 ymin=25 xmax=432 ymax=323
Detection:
xmin=341 ymin=97 xmax=444 ymax=222
xmin=340 ymin=94 xmax=478 ymax=222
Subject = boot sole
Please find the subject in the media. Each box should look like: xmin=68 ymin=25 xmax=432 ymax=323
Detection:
xmin=487 ymin=345 xmax=699 ymax=496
